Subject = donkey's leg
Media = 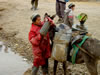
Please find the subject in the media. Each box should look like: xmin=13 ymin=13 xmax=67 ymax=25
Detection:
xmin=83 ymin=53 xmax=98 ymax=75
xmin=63 ymin=61 xmax=66 ymax=75
xmin=54 ymin=60 xmax=58 ymax=75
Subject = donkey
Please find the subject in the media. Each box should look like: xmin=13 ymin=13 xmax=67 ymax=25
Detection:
xmin=45 ymin=13 xmax=68 ymax=75
xmin=44 ymin=13 xmax=100 ymax=75
xmin=53 ymin=33 xmax=100 ymax=75
xmin=75 ymin=38 xmax=100 ymax=75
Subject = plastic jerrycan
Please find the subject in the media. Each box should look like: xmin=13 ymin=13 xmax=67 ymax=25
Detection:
xmin=40 ymin=20 xmax=50 ymax=36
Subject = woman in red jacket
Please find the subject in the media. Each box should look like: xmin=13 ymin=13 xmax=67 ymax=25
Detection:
xmin=29 ymin=13 xmax=54 ymax=75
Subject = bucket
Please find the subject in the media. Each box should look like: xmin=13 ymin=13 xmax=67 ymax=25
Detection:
xmin=40 ymin=21 xmax=50 ymax=36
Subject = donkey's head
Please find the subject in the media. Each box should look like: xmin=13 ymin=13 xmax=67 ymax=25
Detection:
xmin=44 ymin=13 xmax=56 ymax=20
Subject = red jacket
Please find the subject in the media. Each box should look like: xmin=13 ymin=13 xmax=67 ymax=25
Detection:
xmin=29 ymin=22 xmax=51 ymax=67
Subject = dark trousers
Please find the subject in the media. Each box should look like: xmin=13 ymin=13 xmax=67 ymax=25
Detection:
xmin=41 ymin=59 xmax=48 ymax=74
xmin=56 ymin=1 xmax=66 ymax=19
xmin=31 ymin=0 xmax=38 ymax=9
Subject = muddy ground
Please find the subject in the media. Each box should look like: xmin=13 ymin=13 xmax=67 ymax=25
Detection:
xmin=0 ymin=0 xmax=100 ymax=75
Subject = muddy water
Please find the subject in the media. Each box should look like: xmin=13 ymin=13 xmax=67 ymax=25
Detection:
xmin=0 ymin=41 xmax=31 ymax=75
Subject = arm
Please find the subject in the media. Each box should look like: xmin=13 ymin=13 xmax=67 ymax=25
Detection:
xmin=44 ymin=17 xmax=56 ymax=31
xmin=29 ymin=31 xmax=42 ymax=46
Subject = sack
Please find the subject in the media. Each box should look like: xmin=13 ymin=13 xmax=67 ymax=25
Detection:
xmin=51 ymin=24 xmax=72 ymax=62
xmin=51 ymin=43 xmax=67 ymax=62
xmin=51 ymin=31 xmax=71 ymax=62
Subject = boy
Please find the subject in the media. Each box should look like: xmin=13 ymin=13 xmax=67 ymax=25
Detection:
xmin=29 ymin=13 xmax=54 ymax=75
xmin=64 ymin=3 xmax=75 ymax=28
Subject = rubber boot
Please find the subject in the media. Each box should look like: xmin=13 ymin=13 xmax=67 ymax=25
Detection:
xmin=31 ymin=66 xmax=39 ymax=75
xmin=56 ymin=18 xmax=64 ymax=24
xmin=42 ymin=59 xmax=48 ymax=75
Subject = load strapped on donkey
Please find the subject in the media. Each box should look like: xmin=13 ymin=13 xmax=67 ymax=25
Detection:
xmin=51 ymin=13 xmax=90 ymax=64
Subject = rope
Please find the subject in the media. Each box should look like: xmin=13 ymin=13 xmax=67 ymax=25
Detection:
xmin=76 ymin=44 xmax=95 ymax=59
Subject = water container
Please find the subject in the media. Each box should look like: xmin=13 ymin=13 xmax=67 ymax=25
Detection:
xmin=40 ymin=21 xmax=50 ymax=36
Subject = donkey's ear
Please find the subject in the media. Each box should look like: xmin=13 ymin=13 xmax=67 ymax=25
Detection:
xmin=51 ymin=14 xmax=56 ymax=20
xmin=45 ymin=13 xmax=48 ymax=16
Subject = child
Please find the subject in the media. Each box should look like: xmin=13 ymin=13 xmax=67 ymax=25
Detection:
xmin=72 ymin=13 xmax=88 ymax=32
xmin=64 ymin=3 xmax=75 ymax=28
xmin=29 ymin=13 xmax=54 ymax=75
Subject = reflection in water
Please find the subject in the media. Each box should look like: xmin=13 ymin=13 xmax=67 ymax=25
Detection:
xmin=0 ymin=41 xmax=8 ymax=53
xmin=0 ymin=41 xmax=31 ymax=75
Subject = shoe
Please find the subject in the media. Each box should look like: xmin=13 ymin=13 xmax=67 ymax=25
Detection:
xmin=56 ymin=18 xmax=64 ymax=24
xmin=31 ymin=5 xmax=35 ymax=10
xmin=34 ymin=7 xmax=38 ymax=10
